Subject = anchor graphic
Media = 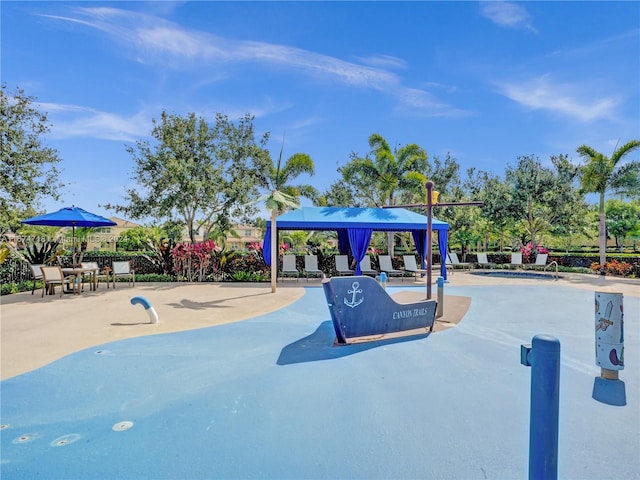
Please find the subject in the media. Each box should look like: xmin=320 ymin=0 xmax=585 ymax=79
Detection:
xmin=344 ymin=281 xmax=364 ymax=308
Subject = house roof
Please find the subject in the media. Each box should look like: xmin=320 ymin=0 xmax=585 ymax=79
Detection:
xmin=267 ymin=207 xmax=448 ymax=231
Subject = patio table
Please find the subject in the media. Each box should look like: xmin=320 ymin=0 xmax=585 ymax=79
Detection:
xmin=61 ymin=267 xmax=99 ymax=294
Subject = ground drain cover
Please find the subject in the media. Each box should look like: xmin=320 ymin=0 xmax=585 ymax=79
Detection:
xmin=51 ymin=434 xmax=81 ymax=447
xmin=112 ymin=421 xmax=134 ymax=432
xmin=13 ymin=434 xmax=39 ymax=444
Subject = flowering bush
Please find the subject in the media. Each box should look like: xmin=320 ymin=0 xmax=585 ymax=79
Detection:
xmin=172 ymin=240 xmax=216 ymax=282
xmin=279 ymin=243 xmax=291 ymax=254
xmin=520 ymin=242 xmax=549 ymax=262
xmin=590 ymin=260 xmax=633 ymax=277
xmin=246 ymin=242 xmax=265 ymax=269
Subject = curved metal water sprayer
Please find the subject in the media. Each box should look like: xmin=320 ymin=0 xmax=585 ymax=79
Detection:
xmin=544 ymin=261 xmax=559 ymax=280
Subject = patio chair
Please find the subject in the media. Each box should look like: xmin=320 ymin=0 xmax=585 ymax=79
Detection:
xmin=358 ymin=255 xmax=378 ymax=276
xmin=40 ymin=266 xmax=74 ymax=297
xmin=508 ymin=253 xmax=523 ymax=269
xmin=334 ymin=255 xmax=354 ymax=276
xmin=280 ymin=255 xmax=299 ymax=281
xmin=527 ymin=253 xmax=549 ymax=270
xmin=402 ymin=255 xmax=426 ymax=280
xmin=446 ymin=252 xmax=473 ymax=270
xmin=303 ymin=255 xmax=323 ymax=281
xmin=29 ymin=264 xmax=45 ymax=295
xmin=378 ymin=255 xmax=405 ymax=281
xmin=475 ymin=253 xmax=496 ymax=269
xmin=112 ymin=261 xmax=135 ymax=287
xmin=80 ymin=261 xmax=108 ymax=290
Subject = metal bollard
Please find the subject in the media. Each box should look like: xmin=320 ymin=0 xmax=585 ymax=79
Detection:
xmin=521 ymin=335 xmax=560 ymax=480
xmin=436 ymin=276 xmax=444 ymax=318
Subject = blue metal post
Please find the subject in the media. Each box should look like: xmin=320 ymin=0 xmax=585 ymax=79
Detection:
xmin=521 ymin=334 xmax=561 ymax=480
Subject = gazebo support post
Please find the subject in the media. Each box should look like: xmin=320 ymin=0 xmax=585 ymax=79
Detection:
xmin=426 ymin=181 xmax=434 ymax=300
xmin=270 ymin=210 xmax=277 ymax=293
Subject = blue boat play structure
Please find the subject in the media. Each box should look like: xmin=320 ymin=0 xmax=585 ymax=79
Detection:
xmin=322 ymin=275 xmax=437 ymax=344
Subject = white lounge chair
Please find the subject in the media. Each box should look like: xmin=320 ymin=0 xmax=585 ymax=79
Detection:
xmin=112 ymin=261 xmax=135 ymax=287
xmin=508 ymin=253 xmax=523 ymax=269
xmin=304 ymin=255 xmax=323 ymax=280
xmin=280 ymin=255 xmax=299 ymax=281
xmin=378 ymin=255 xmax=404 ymax=280
xmin=358 ymin=255 xmax=378 ymax=276
xmin=402 ymin=255 xmax=426 ymax=279
xmin=334 ymin=255 xmax=354 ymax=276
xmin=528 ymin=253 xmax=549 ymax=270
xmin=446 ymin=252 xmax=473 ymax=270
xmin=476 ymin=253 xmax=496 ymax=269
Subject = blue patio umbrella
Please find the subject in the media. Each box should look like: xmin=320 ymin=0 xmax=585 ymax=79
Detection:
xmin=21 ymin=206 xmax=117 ymax=252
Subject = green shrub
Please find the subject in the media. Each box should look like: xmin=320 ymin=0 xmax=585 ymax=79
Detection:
xmin=1 ymin=280 xmax=38 ymax=295
xmin=230 ymin=271 xmax=269 ymax=282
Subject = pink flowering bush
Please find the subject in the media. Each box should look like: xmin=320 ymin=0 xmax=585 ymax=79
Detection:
xmin=520 ymin=242 xmax=549 ymax=262
xmin=172 ymin=240 xmax=216 ymax=282
xmin=279 ymin=243 xmax=291 ymax=254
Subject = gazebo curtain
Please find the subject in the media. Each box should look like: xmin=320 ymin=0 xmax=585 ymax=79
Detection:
xmin=411 ymin=230 xmax=449 ymax=280
xmin=263 ymin=225 xmax=273 ymax=266
xmin=337 ymin=229 xmax=350 ymax=255
xmin=348 ymin=228 xmax=373 ymax=275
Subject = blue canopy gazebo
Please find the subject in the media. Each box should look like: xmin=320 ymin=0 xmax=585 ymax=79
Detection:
xmin=263 ymin=207 xmax=450 ymax=279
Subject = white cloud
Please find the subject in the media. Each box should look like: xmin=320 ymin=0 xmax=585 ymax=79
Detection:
xmin=393 ymin=87 xmax=470 ymax=118
xmin=39 ymin=102 xmax=152 ymax=141
xmin=495 ymin=75 xmax=620 ymax=122
xmin=42 ymin=7 xmax=466 ymax=117
xmin=480 ymin=1 xmax=537 ymax=33
xmin=355 ymin=54 xmax=408 ymax=70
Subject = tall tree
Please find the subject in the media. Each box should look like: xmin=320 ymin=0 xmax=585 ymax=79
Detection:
xmin=254 ymin=134 xmax=317 ymax=292
xmin=106 ymin=112 xmax=266 ymax=243
xmin=0 ymin=85 xmax=64 ymax=233
xmin=340 ymin=133 xmax=428 ymax=254
xmin=489 ymin=154 xmax=589 ymax=253
xmin=577 ymin=140 xmax=640 ymax=272
xmin=605 ymin=199 xmax=640 ymax=252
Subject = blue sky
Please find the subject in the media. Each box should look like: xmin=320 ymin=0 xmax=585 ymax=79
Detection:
xmin=3 ymin=1 xmax=639 ymax=222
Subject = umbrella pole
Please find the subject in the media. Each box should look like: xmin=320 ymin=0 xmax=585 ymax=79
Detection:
xmin=72 ymin=225 xmax=76 ymax=265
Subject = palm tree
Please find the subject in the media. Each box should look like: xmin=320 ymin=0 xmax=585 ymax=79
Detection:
xmin=577 ymin=140 xmax=640 ymax=273
xmin=255 ymin=135 xmax=317 ymax=292
xmin=341 ymin=133 xmax=428 ymax=255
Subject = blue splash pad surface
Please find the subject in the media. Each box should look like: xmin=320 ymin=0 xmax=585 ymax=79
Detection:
xmin=1 ymin=285 xmax=638 ymax=479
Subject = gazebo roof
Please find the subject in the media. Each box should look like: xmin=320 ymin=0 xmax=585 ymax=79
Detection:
xmin=267 ymin=207 xmax=448 ymax=231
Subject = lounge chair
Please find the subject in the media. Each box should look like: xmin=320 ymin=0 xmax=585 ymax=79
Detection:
xmin=112 ymin=261 xmax=135 ymax=287
xmin=29 ymin=264 xmax=45 ymax=295
xmin=378 ymin=255 xmax=405 ymax=281
xmin=304 ymin=255 xmax=323 ymax=280
xmin=322 ymin=275 xmax=437 ymax=344
xmin=527 ymin=253 xmax=549 ymax=270
xmin=40 ymin=266 xmax=74 ymax=297
xmin=508 ymin=253 xmax=523 ymax=269
xmin=334 ymin=255 xmax=354 ymax=276
xmin=446 ymin=252 xmax=473 ymax=270
xmin=280 ymin=255 xmax=299 ymax=281
xmin=476 ymin=253 xmax=496 ymax=269
xmin=358 ymin=255 xmax=378 ymax=276
xmin=402 ymin=255 xmax=426 ymax=280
